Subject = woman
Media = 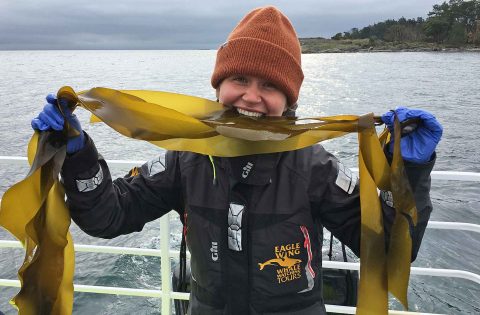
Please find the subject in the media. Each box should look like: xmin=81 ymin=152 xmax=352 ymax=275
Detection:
xmin=32 ymin=6 xmax=442 ymax=315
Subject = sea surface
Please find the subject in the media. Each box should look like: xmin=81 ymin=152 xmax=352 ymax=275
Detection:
xmin=0 ymin=50 xmax=479 ymax=314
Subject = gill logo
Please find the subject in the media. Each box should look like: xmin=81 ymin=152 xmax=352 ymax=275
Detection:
xmin=241 ymin=162 xmax=253 ymax=178
xmin=211 ymin=242 xmax=218 ymax=261
xmin=258 ymin=256 xmax=302 ymax=270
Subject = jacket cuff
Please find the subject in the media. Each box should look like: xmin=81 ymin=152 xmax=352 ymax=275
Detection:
xmin=383 ymin=147 xmax=436 ymax=188
xmin=61 ymin=132 xmax=101 ymax=191
xmin=403 ymin=152 xmax=436 ymax=191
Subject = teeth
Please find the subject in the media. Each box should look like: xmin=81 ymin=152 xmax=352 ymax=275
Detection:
xmin=237 ymin=108 xmax=263 ymax=117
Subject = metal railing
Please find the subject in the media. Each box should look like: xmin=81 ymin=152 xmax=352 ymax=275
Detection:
xmin=1 ymin=156 xmax=479 ymax=315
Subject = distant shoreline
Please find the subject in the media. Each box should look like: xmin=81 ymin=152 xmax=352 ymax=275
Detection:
xmin=299 ymin=38 xmax=480 ymax=54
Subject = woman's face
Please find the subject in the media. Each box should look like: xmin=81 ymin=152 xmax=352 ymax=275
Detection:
xmin=217 ymin=75 xmax=287 ymax=117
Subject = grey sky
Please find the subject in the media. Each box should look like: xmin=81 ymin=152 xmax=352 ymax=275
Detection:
xmin=0 ymin=0 xmax=442 ymax=50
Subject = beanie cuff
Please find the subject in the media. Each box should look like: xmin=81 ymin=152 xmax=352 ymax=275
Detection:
xmin=211 ymin=37 xmax=303 ymax=106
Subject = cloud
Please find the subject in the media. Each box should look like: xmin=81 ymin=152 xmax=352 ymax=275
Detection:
xmin=0 ymin=0 xmax=442 ymax=50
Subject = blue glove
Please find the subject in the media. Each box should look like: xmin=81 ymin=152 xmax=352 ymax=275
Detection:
xmin=31 ymin=93 xmax=85 ymax=154
xmin=381 ymin=107 xmax=442 ymax=164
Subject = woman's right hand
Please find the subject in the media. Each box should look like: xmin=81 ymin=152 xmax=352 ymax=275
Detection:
xmin=31 ymin=93 xmax=85 ymax=154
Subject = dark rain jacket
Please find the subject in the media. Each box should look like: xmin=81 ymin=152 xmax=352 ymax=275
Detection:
xmin=61 ymin=133 xmax=435 ymax=315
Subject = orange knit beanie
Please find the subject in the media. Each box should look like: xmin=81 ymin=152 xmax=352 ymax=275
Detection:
xmin=211 ymin=6 xmax=304 ymax=106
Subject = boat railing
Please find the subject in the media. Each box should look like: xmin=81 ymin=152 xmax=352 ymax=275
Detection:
xmin=1 ymin=156 xmax=479 ymax=315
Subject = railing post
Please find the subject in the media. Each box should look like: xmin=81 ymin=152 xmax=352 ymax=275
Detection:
xmin=160 ymin=212 xmax=172 ymax=314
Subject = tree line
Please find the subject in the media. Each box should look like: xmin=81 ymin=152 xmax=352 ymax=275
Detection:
xmin=332 ymin=0 xmax=480 ymax=45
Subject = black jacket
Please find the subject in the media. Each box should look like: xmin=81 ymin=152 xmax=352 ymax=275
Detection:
xmin=61 ymin=133 xmax=435 ymax=315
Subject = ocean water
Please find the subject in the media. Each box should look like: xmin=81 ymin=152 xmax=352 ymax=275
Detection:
xmin=0 ymin=50 xmax=479 ymax=314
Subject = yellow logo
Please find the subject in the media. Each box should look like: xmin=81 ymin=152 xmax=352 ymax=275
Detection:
xmin=258 ymin=242 xmax=302 ymax=284
xmin=258 ymin=256 xmax=302 ymax=270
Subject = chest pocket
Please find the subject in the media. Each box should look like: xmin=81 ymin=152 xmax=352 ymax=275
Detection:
xmin=249 ymin=211 xmax=320 ymax=302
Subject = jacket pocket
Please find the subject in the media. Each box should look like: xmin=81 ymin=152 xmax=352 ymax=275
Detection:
xmin=251 ymin=221 xmax=319 ymax=298
xmin=186 ymin=206 xmax=223 ymax=296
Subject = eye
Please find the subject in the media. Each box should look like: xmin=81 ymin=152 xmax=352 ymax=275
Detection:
xmin=232 ymin=76 xmax=248 ymax=84
xmin=263 ymin=81 xmax=278 ymax=90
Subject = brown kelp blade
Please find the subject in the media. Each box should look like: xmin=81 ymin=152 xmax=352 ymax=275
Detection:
xmin=387 ymin=114 xmax=418 ymax=307
xmin=356 ymin=114 xmax=391 ymax=314
xmin=0 ymin=131 xmax=74 ymax=314
xmin=75 ymin=87 xmax=218 ymax=140
xmin=60 ymin=86 xmax=360 ymax=156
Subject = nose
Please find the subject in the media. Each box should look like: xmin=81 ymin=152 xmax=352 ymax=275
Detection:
xmin=242 ymin=84 xmax=262 ymax=103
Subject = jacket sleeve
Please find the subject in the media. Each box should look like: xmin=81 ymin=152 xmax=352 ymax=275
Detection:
xmin=382 ymin=152 xmax=435 ymax=261
xmin=310 ymin=145 xmax=435 ymax=261
xmin=60 ymin=133 xmax=184 ymax=239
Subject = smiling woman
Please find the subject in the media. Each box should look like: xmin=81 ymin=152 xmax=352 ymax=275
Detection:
xmin=0 ymin=2 xmax=453 ymax=315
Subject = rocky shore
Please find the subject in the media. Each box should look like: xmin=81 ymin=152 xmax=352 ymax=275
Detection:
xmin=299 ymin=38 xmax=480 ymax=53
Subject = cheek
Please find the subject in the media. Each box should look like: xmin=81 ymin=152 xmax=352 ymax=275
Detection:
xmin=217 ymin=90 xmax=227 ymax=104
xmin=266 ymin=95 xmax=287 ymax=116
xmin=217 ymin=87 xmax=233 ymax=104
xmin=268 ymin=106 xmax=286 ymax=116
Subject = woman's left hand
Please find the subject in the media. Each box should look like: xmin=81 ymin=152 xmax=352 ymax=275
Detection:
xmin=381 ymin=107 xmax=443 ymax=164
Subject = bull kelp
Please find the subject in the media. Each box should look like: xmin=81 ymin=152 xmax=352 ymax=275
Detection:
xmin=0 ymin=86 xmax=417 ymax=314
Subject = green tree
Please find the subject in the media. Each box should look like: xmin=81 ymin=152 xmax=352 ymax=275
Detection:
xmin=458 ymin=0 xmax=480 ymax=33
xmin=359 ymin=26 xmax=372 ymax=38
xmin=350 ymin=28 xmax=361 ymax=39
xmin=428 ymin=1 xmax=452 ymax=21
xmin=332 ymin=0 xmax=479 ymax=45
xmin=447 ymin=22 xmax=467 ymax=44
xmin=384 ymin=25 xmax=419 ymax=42
xmin=378 ymin=19 xmax=399 ymax=39
xmin=384 ymin=25 xmax=404 ymax=41
xmin=331 ymin=33 xmax=343 ymax=40
xmin=428 ymin=0 xmax=480 ymax=39
xmin=424 ymin=17 xmax=450 ymax=43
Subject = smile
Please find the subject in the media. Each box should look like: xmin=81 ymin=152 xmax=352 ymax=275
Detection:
xmin=237 ymin=108 xmax=263 ymax=117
